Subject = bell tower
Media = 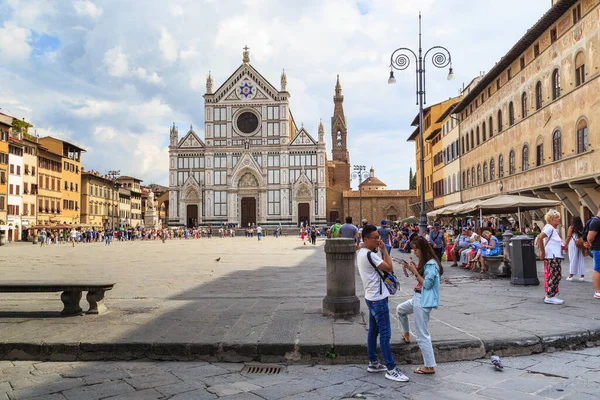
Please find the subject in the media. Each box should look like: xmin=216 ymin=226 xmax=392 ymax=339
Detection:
xmin=331 ymin=75 xmax=349 ymax=163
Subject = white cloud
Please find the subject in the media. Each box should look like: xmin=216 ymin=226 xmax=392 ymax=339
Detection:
xmin=93 ymin=125 xmax=117 ymax=141
xmin=135 ymin=67 xmax=162 ymax=84
xmin=159 ymin=28 xmax=179 ymax=62
xmin=73 ymin=0 xmax=103 ymax=18
xmin=72 ymin=99 xmax=120 ymax=118
xmin=103 ymin=46 xmax=129 ymax=77
xmin=0 ymin=22 xmax=32 ymax=64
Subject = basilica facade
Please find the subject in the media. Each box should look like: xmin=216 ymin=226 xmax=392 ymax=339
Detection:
xmin=168 ymin=48 xmax=348 ymax=227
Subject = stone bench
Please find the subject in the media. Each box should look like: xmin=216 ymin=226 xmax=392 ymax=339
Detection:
xmin=484 ymin=255 xmax=511 ymax=277
xmin=0 ymin=282 xmax=115 ymax=316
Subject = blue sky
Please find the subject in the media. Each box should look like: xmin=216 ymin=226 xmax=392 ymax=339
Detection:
xmin=0 ymin=0 xmax=550 ymax=188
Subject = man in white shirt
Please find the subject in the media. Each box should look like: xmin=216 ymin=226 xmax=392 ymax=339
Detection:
xmin=256 ymin=225 xmax=262 ymax=241
xmin=356 ymin=224 xmax=409 ymax=382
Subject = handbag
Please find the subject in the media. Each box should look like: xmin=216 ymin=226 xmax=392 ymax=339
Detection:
xmin=367 ymin=251 xmax=399 ymax=295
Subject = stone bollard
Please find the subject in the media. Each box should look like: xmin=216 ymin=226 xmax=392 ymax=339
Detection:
xmin=322 ymin=238 xmax=360 ymax=317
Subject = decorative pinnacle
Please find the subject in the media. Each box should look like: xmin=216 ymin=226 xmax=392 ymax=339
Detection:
xmin=335 ymin=74 xmax=343 ymax=98
xmin=281 ymin=69 xmax=287 ymax=91
xmin=206 ymin=71 xmax=213 ymax=94
xmin=243 ymin=45 xmax=250 ymax=64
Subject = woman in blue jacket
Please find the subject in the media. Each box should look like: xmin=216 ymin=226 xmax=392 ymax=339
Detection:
xmin=397 ymin=236 xmax=443 ymax=375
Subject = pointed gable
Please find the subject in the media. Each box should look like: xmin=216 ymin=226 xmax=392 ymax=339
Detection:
xmin=177 ymin=128 xmax=205 ymax=149
xmin=212 ymin=63 xmax=281 ymax=103
xmin=289 ymin=127 xmax=317 ymax=146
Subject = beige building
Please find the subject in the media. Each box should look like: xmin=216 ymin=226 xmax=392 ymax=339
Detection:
xmin=36 ymin=145 xmax=63 ymax=226
xmin=342 ymin=169 xmax=418 ymax=224
xmin=118 ymin=176 xmax=143 ymax=227
xmin=81 ymin=170 xmax=119 ymax=229
xmin=21 ymin=136 xmax=39 ymax=232
xmin=453 ymin=0 xmax=600 ymax=225
xmin=118 ymin=186 xmax=132 ymax=228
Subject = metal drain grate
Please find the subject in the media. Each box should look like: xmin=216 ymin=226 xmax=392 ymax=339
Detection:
xmin=242 ymin=364 xmax=284 ymax=375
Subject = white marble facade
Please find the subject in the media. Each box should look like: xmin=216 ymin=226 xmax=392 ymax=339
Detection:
xmin=168 ymin=49 xmax=327 ymax=227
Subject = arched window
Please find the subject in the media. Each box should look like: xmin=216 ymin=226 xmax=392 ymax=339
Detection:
xmin=489 ymin=116 xmax=493 ymax=138
xmin=469 ymin=130 xmax=473 ymax=149
xmin=552 ymin=130 xmax=562 ymax=161
xmin=483 ymin=162 xmax=488 ymax=183
xmin=490 ymin=158 xmax=495 ymax=180
xmin=452 ymin=174 xmax=456 ymax=193
xmin=521 ymin=92 xmax=528 ymax=118
xmin=498 ymin=154 xmax=504 ymax=178
xmin=463 ymin=171 xmax=466 ymax=189
xmin=522 ymin=144 xmax=529 ymax=171
xmin=476 ymin=165 xmax=481 ymax=185
xmin=575 ymin=51 xmax=585 ymax=87
xmin=508 ymin=102 xmax=515 ymax=126
xmin=466 ymin=169 xmax=470 ymax=188
xmin=509 ymin=150 xmax=515 ymax=175
xmin=497 ymin=109 xmax=503 ymax=132
xmin=536 ymin=136 xmax=544 ymax=166
xmin=482 ymin=121 xmax=487 ymax=141
xmin=576 ymin=118 xmax=588 ymax=153
xmin=476 ymin=127 xmax=480 ymax=145
xmin=552 ymin=68 xmax=561 ymax=99
xmin=535 ymin=81 xmax=543 ymax=110
xmin=462 ymin=136 xmax=465 ymax=153
xmin=471 ymin=166 xmax=475 ymax=186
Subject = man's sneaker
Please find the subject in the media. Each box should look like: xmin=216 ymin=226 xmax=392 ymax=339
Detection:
xmin=594 ymin=292 xmax=600 ymax=299
xmin=367 ymin=362 xmax=387 ymax=373
xmin=450 ymin=262 xmax=458 ymax=268
xmin=385 ymin=367 xmax=410 ymax=382
xmin=566 ymin=276 xmax=574 ymax=281
xmin=544 ymin=297 xmax=564 ymax=305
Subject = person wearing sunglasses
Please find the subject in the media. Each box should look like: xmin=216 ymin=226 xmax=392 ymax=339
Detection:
xmin=356 ymin=224 xmax=409 ymax=382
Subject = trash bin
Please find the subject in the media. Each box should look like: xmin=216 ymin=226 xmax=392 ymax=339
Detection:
xmin=510 ymin=235 xmax=539 ymax=286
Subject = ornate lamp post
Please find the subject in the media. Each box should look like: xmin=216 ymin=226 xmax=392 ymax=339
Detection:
xmin=351 ymin=165 xmax=370 ymax=224
xmin=388 ymin=13 xmax=455 ymax=236
xmin=107 ymin=170 xmax=120 ymax=231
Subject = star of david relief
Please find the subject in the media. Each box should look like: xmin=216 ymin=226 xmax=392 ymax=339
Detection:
xmin=238 ymin=172 xmax=259 ymax=188
xmin=240 ymin=82 xmax=254 ymax=98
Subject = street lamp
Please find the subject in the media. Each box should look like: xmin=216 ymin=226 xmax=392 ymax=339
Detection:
xmin=388 ymin=12 xmax=454 ymax=236
xmin=351 ymin=165 xmax=370 ymax=224
xmin=107 ymin=170 xmax=120 ymax=231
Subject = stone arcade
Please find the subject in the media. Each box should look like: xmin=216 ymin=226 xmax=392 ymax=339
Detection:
xmin=168 ymin=48 xmax=332 ymax=227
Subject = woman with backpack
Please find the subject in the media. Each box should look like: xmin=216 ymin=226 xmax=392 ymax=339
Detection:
xmin=565 ymin=216 xmax=585 ymax=281
xmin=396 ymin=236 xmax=443 ymax=375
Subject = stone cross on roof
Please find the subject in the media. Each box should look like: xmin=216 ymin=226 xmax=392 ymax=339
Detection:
xmin=243 ymin=45 xmax=250 ymax=64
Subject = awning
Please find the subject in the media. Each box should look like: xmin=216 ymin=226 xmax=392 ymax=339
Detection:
xmin=456 ymin=195 xmax=560 ymax=214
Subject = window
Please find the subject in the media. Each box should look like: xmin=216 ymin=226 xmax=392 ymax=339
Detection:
xmin=476 ymin=127 xmax=480 ymax=146
xmin=509 ymin=150 xmax=515 ymax=175
xmin=552 ymin=130 xmax=562 ymax=161
xmin=267 ymin=122 xmax=280 ymax=136
xmin=470 ymin=130 xmax=474 ymax=149
xmin=576 ymin=119 xmax=588 ymax=154
xmin=522 ymin=144 xmax=529 ymax=171
xmin=490 ymin=158 xmax=496 ymax=180
xmin=521 ymin=92 xmax=528 ymax=118
xmin=508 ymin=102 xmax=515 ymax=126
xmin=535 ymin=81 xmax=543 ymax=110
xmin=550 ymin=27 xmax=557 ymax=43
xmin=573 ymin=3 xmax=582 ymax=23
xmin=507 ymin=68 xmax=512 ymax=80
xmin=16 ymin=165 xmax=20 ymax=175
xmin=462 ymin=171 xmax=466 ymax=189
xmin=536 ymin=142 xmax=544 ymax=167
xmin=267 ymin=154 xmax=280 ymax=167
xmin=520 ymin=56 xmax=525 ymax=70
xmin=24 ymin=182 xmax=29 ymax=194
xmin=9 ymin=164 xmax=14 ymax=174
xmin=482 ymin=121 xmax=487 ymax=141
xmin=466 ymin=169 xmax=470 ymax=188
xmin=267 ymin=190 xmax=280 ymax=215
xmin=496 ymin=79 xmax=500 ymax=90
xmin=214 ymin=170 xmax=227 ymax=185
xmin=497 ymin=110 xmax=503 ymax=132
xmin=552 ymin=69 xmax=561 ymax=100
xmin=9 ymin=184 xmax=13 ymax=194
xmin=213 ymin=107 xmax=227 ymax=121
xmin=575 ymin=51 xmax=585 ymax=87
xmin=534 ymin=43 xmax=540 ymax=58
xmin=213 ymin=124 xmax=226 ymax=138
xmin=483 ymin=162 xmax=488 ymax=183
xmin=471 ymin=167 xmax=475 ymax=187
xmin=214 ymin=191 xmax=227 ymax=216
xmin=267 ymin=170 xmax=280 ymax=184
xmin=489 ymin=116 xmax=493 ymax=138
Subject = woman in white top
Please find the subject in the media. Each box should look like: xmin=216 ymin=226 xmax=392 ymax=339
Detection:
xmin=565 ymin=216 xmax=585 ymax=281
xmin=537 ymin=209 xmax=565 ymax=305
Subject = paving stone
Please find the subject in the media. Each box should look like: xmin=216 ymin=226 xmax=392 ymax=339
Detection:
xmin=251 ymin=377 xmax=330 ymax=400
xmin=243 ymin=373 xmax=296 ymax=388
xmin=494 ymin=375 xmax=559 ymax=393
xmin=62 ymin=381 xmax=135 ymax=400
xmin=308 ymin=379 xmax=381 ymax=398
xmin=104 ymin=388 xmax=163 ymax=399
xmin=30 ymin=363 xmax=74 ymax=376
xmin=124 ymin=371 xmax=180 ymax=390
xmin=219 ymin=393 xmax=265 ymax=400
xmin=526 ymin=361 xmax=590 ymax=379
xmin=81 ymin=370 xmax=132 ymax=385
xmin=442 ymin=364 xmax=523 ymax=386
xmin=169 ymin=389 xmax=218 ymax=400
xmin=171 ymin=364 xmax=229 ymax=381
xmin=155 ymin=381 xmax=206 ymax=397
xmin=200 ymin=373 xmax=249 ymax=387
xmin=313 ymin=366 xmax=366 ymax=385
xmin=206 ymin=381 xmax=262 ymax=397
xmin=475 ymin=387 xmax=541 ymax=400
xmin=10 ymin=394 xmax=66 ymax=400
xmin=6 ymin=378 xmax=85 ymax=399
xmin=411 ymin=389 xmax=481 ymax=399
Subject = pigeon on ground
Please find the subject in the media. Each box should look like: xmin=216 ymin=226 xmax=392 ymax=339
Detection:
xmin=215 ymin=257 xmax=221 ymax=262
xmin=491 ymin=355 xmax=504 ymax=370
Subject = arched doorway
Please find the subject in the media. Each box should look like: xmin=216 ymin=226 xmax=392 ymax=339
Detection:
xmin=241 ymin=197 xmax=256 ymax=227
xmin=298 ymin=203 xmax=310 ymax=226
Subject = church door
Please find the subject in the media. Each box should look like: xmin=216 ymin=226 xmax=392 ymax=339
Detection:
xmin=241 ymin=197 xmax=256 ymax=227
xmin=186 ymin=205 xmax=198 ymax=228
xmin=298 ymin=203 xmax=310 ymax=226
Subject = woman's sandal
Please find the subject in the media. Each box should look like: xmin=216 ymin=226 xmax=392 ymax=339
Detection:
xmin=413 ymin=367 xmax=435 ymax=375
xmin=402 ymin=332 xmax=411 ymax=343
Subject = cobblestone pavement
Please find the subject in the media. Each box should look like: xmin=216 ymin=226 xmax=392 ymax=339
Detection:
xmin=1 ymin=348 xmax=600 ymax=399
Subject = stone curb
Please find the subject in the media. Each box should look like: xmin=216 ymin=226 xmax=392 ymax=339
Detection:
xmin=1 ymin=329 xmax=599 ymax=363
